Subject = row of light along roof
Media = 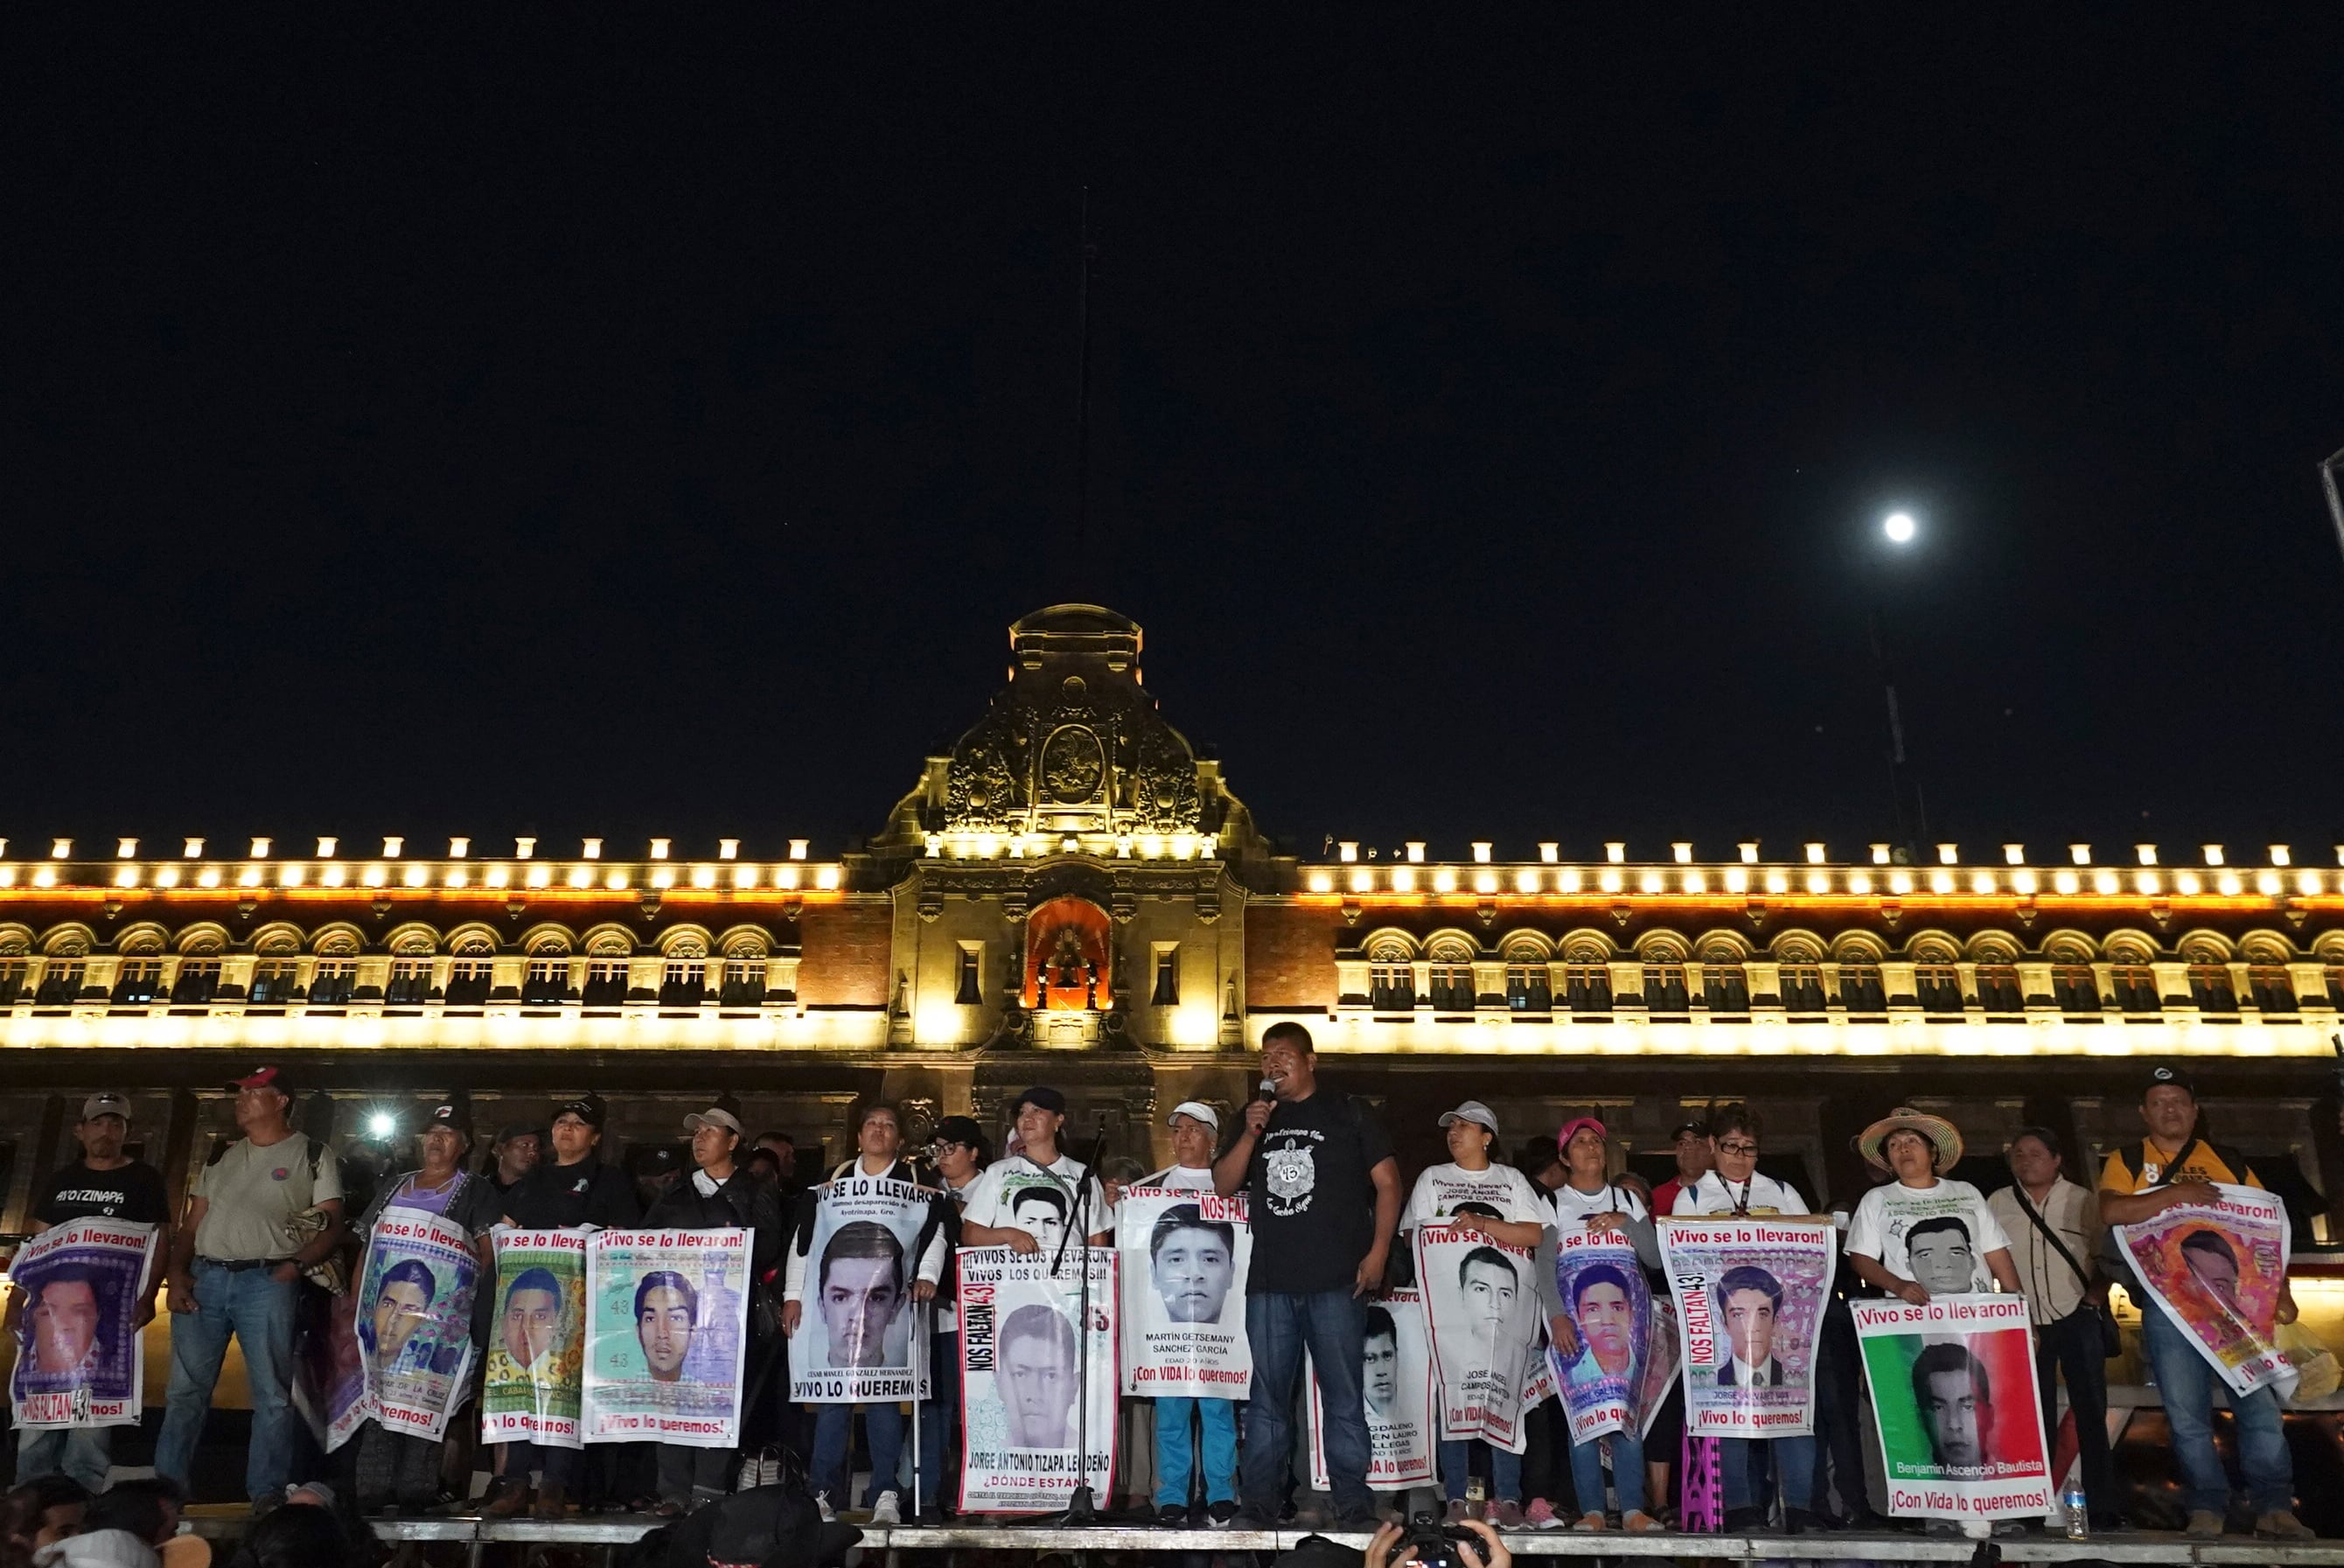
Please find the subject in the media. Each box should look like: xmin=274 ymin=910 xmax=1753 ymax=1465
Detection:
xmin=0 ymin=839 xmax=838 ymax=893
xmin=1301 ymin=841 xmax=2344 ymax=900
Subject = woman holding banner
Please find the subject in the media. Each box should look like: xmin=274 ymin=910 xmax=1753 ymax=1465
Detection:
xmin=1404 ymin=1101 xmax=1550 ymax=1529
xmin=349 ymin=1103 xmax=503 ymax=1515
xmin=1535 ymin=1118 xmax=1662 ymax=1532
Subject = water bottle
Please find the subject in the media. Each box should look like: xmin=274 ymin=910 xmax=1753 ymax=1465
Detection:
xmin=1466 ymin=1474 xmax=1487 ymax=1521
xmin=2063 ymin=1488 xmax=2089 ymax=1540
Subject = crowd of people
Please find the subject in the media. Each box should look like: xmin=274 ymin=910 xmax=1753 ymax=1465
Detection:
xmin=1 ymin=1032 xmax=2324 ymax=1547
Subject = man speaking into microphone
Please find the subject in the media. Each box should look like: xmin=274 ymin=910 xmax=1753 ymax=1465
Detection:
xmin=1213 ymin=1022 xmax=1401 ymax=1529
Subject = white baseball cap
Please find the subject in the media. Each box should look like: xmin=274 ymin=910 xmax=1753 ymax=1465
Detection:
xmin=1167 ymin=1101 xmax=1221 ymax=1132
xmin=1438 ymin=1100 xmax=1501 ymax=1135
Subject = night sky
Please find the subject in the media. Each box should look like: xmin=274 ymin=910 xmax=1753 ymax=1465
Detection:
xmin=13 ymin=14 xmax=2342 ymax=864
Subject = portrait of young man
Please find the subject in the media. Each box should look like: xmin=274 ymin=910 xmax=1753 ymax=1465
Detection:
xmin=633 ymin=1270 xmax=699 ymax=1384
xmin=1712 ymin=1265 xmax=1786 ymax=1387
xmin=816 ymin=1220 xmax=910 ymax=1369
xmin=1148 ymin=1204 xmax=1236 ymax=1326
xmin=1910 ymin=1342 xmax=1994 ymax=1470
xmin=997 ymin=1302 xmax=1078 ymax=1448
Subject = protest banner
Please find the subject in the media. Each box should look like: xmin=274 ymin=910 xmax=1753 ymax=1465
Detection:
xmin=1657 ymin=1216 xmax=1834 ymax=1439
xmin=8 ymin=1220 xmax=157 ymax=1432
xmin=292 ymin=1286 xmax=365 ymax=1451
xmin=1853 ymin=1293 xmax=2053 ymax=1521
xmin=583 ymin=1228 xmax=751 ymax=1446
xmin=955 ymin=1244 xmax=1118 ymax=1515
xmin=1545 ymin=1225 xmax=1650 ymax=1444
xmin=2114 ymin=1181 xmax=2295 ymax=1398
xmin=482 ymin=1228 xmax=588 ymax=1447
xmin=792 ymin=1175 xmax=933 ymax=1404
xmin=352 ymin=1209 xmax=480 ymax=1444
xmin=1308 ymin=1287 xmax=1435 ymax=1490
xmin=1117 ymin=1187 xmax=1251 ymax=1399
xmin=1638 ymin=1295 xmax=1681 ymax=1439
xmin=1416 ymin=1223 xmax=1540 ymax=1451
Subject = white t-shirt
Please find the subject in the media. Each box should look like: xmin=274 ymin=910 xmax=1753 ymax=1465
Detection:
xmin=1404 ymin=1162 xmax=1548 ymax=1231
xmin=1549 ymin=1181 xmax=1650 ymax=1230
xmin=960 ymin=1153 xmax=1110 ymax=1244
xmin=1846 ymin=1178 xmax=2010 ymax=1295
xmin=1671 ymin=1170 xmax=1809 ymax=1217
xmin=1108 ymin=1162 xmax=1217 ymax=1240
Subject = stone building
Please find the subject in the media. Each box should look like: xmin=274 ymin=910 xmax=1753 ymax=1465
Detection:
xmin=3 ymin=603 xmax=2341 ymax=1238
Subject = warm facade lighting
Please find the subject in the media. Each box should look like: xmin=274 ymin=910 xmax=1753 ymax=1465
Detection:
xmin=1538 ymin=842 xmax=1559 ymax=863
xmin=197 ymin=867 xmax=222 ymax=889
xmin=1739 ymin=842 xmax=1759 ymax=864
xmin=250 ymin=837 xmax=271 ymax=858
xmin=2270 ymin=845 xmax=2291 ymax=868
xmin=719 ymin=839 xmax=740 ymax=860
xmin=1471 ymin=842 xmax=1492 ymax=863
xmin=1869 ymin=844 xmax=1889 ymax=866
xmin=1339 ymin=841 xmax=1358 ymax=863
xmin=650 ymin=838 xmax=671 ymax=860
xmin=1672 ymin=842 xmax=1692 ymax=864
xmin=1936 ymin=843 xmax=1958 ymax=866
xmin=277 ymin=863 xmax=303 ymax=888
xmin=516 ymin=836 xmax=537 ymax=859
xmin=51 ymin=840 xmax=72 ymax=859
xmin=402 ymin=864 xmax=429 ymax=888
xmin=583 ymin=838 xmax=603 ymax=861
xmin=2003 ymin=844 xmax=2025 ymax=866
xmin=1605 ymin=842 xmax=1625 ymax=864
xmin=182 ymin=837 xmax=204 ymax=858
xmin=789 ymin=840 xmax=810 ymax=860
xmin=449 ymin=837 xmax=470 ymax=858
xmin=2137 ymin=844 xmax=2158 ymax=866
xmin=116 ymin=839 xmax=137 ymax=858
xmin=1804 ymin=843 xmax=1825 ymax=865
xmin=382 ymin=836 xmax=403 ymax=858
xmin=2070 ymin=844 xmax=2091 ymax=865
xmin=2202 ymin=844 xmax=2224 ymax=867
xmin=317 ymin=837 xmax=338 ymax=857
xmin=1406 ymin=842 xmax=1425 ymax=863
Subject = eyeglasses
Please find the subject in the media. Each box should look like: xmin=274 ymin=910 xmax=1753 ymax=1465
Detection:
xmin=1715 ymin=1139 xmax=1760 ymax=1156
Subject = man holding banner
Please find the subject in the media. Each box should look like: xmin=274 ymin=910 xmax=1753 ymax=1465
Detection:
xmin=8 ymin=1218 xmax=160 ymax=1493
xmin=2098 ymin=1064 xmax=2312 ymax=1543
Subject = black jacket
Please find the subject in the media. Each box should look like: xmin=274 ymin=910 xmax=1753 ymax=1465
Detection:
xmin=643 ymin=1167 xmax=786 ymax=1280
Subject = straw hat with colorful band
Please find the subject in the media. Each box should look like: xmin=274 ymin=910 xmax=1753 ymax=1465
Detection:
xmin=1556 ymin=1116 xmax=1608 ymax=1152
xmin=1856 ymin=1105 xmax=1963 ymax=1172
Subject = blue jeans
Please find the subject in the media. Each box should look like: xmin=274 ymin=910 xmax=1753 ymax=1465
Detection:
xmin=2143 ymin=1292 xmax=2292 ymax=1515
xmin=17 ymin=1426 xmax=111 ymax=1494
xmin=1439 ymin=1439 xmax=1523 ymax=1503
xmin=813 ymin=1402 xmax=904 ymax=1509
xmin=1566 ymin=1424 xmax=1644 ymax=1516
xmin=1243 ymin=1289 xmax=1371 ymax=1516
xmin=914 ymin=1328 xmax=959 ymax=1513
xmin=1156 ymin=1397 xmax=1238 ymax=1508
xmin=157 ymin=1261 xmax=300 ymax=1502
xmin=1720 ymin=1434 xmax=1814 ymax=1518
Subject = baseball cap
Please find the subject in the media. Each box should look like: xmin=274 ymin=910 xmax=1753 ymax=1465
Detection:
xmin=2145 ymin=1063 xmax=2196 ymax=1098
xmin=931 ymin=1114 xmax=986 ymax=1149
xmin=80 ymin=1092 xmax=132 ymax=1122
xmin=1556 ymin=1115 xmax=1608 ymax=1150
xmin=1437 ymin=1100 xmax=1500 ymax=1136
xmin=552 ymin=1092 xmax=607 ymax=1129
xmin=227 ymin=1065 xmax=292 ymax=1097
xmin=423 ymin=1102 xmax=474 ymax=1138
xmin=1013 ymin=1086 xmax=1067 ymax=1116
xmin=686 ymin=1107 xmax=744 ymax=1136
xmin=1669 ymin=1119 xmax=1707 ymax=1140
xmin=1167 ymin=1100 xmax=1221 ymax=1132
xmin=493 ymin=1121 xmax=543 ymax=1144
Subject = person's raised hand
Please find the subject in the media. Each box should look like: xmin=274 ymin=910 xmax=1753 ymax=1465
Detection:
xmin=1364 ymin=1521 xmax=1408 ymax=1568
xmin=1245 ymin=1099 xmax=1273 ymax=1137
xmin=1454 ymin=1517 xmax=1511 ymax=1568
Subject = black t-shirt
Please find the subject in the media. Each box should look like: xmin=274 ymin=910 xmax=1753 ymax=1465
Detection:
xmin=34 ymin=1160 xmax=171 ymax=1228
xmin=500 ymin=1158 xmax=643 ymax=1230
xmin=1245 ymin=1091 xmax=1394 ymax=1295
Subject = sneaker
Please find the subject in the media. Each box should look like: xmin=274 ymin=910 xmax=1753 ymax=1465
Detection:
xmin=1621 ymin=1510 xmax=1663 ymax=1533
xmin=2185 ymin=1509 xmax=2225 ymax=1539
xmin=1489 ymin=1501 xmax=1526 ymax=1530
xmin=1524 ymin=1498 xmax=1561 ymax=1530
xmin=1156 ymin=1503 xmax=1190 ymax=1527
xmin=816 ymin=1492 xmax=837 ymax=1523
xmin=1206 ymin=1501 xmax=1238 ymax=1527
xmin=1444 ymin=1500 xmax=1472 ymax=1525
xmin=1570 ymin=1511 xmax=1608 ymax=1531
xmin=868 ymin=1490 xmax=902 ymax=1526
xmin=2257 ymin=1509 xmax=2315 ymax=1542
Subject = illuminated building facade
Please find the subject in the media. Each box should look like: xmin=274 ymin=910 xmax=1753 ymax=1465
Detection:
xmin=3 ymin=603 xmax=2341 ymax=1234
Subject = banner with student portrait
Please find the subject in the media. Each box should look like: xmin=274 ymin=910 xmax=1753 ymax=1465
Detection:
xmin=583 ymin=1229 xmax=752 ymax=1447
xmin=352 ymin=1209 xmax=480 ymax=1445
xmin=8 ymin=1219 xmax=157 ymax=1432
xmin=955 ymin=1244 xmax=1119 ymax=1515
xmin=482 ymin=1228 xmax=589 ymax=1448
xmin=1853 ymin=1294 xmax=2053 ymax=1521
xmin=1415 ymin=1223 xmax=1540 ymax=1452
xmin=1546 ymin=1226 xmax=1650 ymax=1444
xmin=792 ymin=1176 xmax=933 ymax=1404
xmin=2114 ymin=1181 xmax=2294 ymax=1398
xmin=1657 ymin=1216 xmax=1835 ymax=1439
xmin=1308 ymin=1286 xmax=1434 ymax=1490
xmin=1117 ymin=1187 xmax=1252 ymax=1399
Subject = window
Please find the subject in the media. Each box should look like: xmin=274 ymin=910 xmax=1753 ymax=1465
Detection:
xmin=1915 ymin=964 xmax=1964 ymax=1014
xmin=2249 ymin=966 xmax=2296 ymax=1014
xmin=1643 ymin=963 xmax=1689 ymax=1014
xmin=659 ymin=958 xmax=707 ymax=1007
xmin=2329 ymin=964 xmax=2344 ymax=1009
xmin=444 ymin=956 xmax=493 ymax=1007
xmin=1701 ymin=961 xmax=1748 ymax=1014
xmin=2187 ymin=963 xmax=2236 ymax=1014
xmin=1370 ymin=962 xmax=1414 ymax=1011
xmin=722 ymin=958 xmax=767 ymax=1007
xmin=386 ymin=957 xmax=433 ymax=1005
xmin=1780 ymin=964 xmax=1827 ymax=1013
xmin=0 ymin=957 xmax=24 ymax=1007
xmin=112 ymin=959 xmax=164 ymax=1005
xmin=34 ymin=961 xmax=86 ymax=1006
xmin=1428 ymin=962 xmax=1476 ymax=1011
xmin=310 ymin=959 xmax=356 ymax=1006
xmin=1838 ymin=964 xmax=1886 ymax=1012
xmin=2052 ymin=965 xmax=2101 ymax=1014
xmin=1975 ymin=964 xmax=2023 ymax=1014
xmin=523 ymin=952 xmax=571 ymax=1005
xmin=249 ymin=959 xmax=299 ymax=1005
xmin=1505 ymin=962 xmax=1551 ymax=1012
xmin=1150 ymin=948 xmax=1178 ymax=1007
xmin=2110 ymin=964 xmax=2159 ymax=1013
xmin=1564 ymin=964 xmax=1611 ymax=1013
xmin=583 ymin=958 xmax=630 ymax=1007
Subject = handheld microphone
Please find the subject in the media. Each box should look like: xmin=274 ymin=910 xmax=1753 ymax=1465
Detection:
xmin=1258 ymin=1076 xmax=1278 ymax=1103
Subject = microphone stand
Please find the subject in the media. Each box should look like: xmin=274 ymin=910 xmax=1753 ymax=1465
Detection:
xmin=1046 ymin=1125 xmax=1111 ymax=1523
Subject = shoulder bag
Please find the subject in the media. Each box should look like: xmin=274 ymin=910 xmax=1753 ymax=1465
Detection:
xmin=2010 ymin=1183 xmax=2120 ymax=1358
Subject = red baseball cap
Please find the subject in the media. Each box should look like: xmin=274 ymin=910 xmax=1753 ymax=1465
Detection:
xmin=227 ymin=1065 xmax=293 ymax=1096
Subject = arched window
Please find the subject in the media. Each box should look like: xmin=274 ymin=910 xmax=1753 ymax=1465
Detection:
xmin=660 ymin=937 xmax=708 ymax=1007
xmin=445 ymin=937 xmax=495 ymax=1007
xmin=1368 ymin=939 xmax=1415 ymax=1012
xmin=2248 ymin=962 xmax=2297 ymax=1014
xmin=721 ymin=941 xmax=769 ymax=1007
xmin=249 ymin=935 xmax=301 ymax=1006
xmin=2183 ymin=946 xmax=2236 ymax=1014
xmin=1913 ymin=946 xmax=1964 ymax=1014
xmin=1974 ymin=962 xmax=2023 ymax=1014
xmin=0 ymin=940 xmax=24 ymax=1007
xmin=1564 ymin=944 xmax=1612 ymax=1013
xmin=2109 ymin=953 xmax=2159 ymax=1012
xmin=1503 ymin=945 xmax=1550 ymax=1013
xmin=1427 ymin=941 xmax=1476 ymax=1012
xmin=1837 ymin=956 xmax=1886 ymax=1014
xmin=2048 ymin=944 xmax=2100 ymax=1014
xmin=524 ymin=942 xmax=573 ymax=1006
xmin=1699 ymin=950 xmax=1748 ymax=1014
xmin=111 ymin=939 xmax=165 ymax=1006
xmin=1643 ymin=951 xmax=1689 ymax=1014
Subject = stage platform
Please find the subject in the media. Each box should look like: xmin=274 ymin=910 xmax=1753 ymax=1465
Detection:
xmin=178 ymin=1514 xmax=2344 ymax=1565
